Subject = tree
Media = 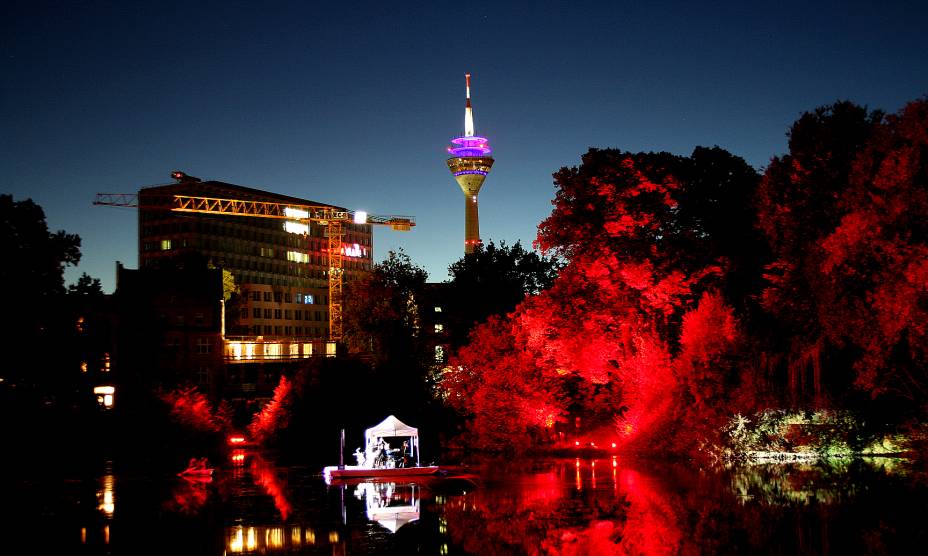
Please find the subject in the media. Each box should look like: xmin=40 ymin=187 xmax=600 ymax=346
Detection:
xmin=344 ymin=249 xmax=428 ymax=366
xmin=442 ymin=147 xmax=763 ymax=454
xmin=68 ymin=272 xmax=104 ymax=296
xmin=757 ymin=99 xmax=928 ymax=411
xmin=1 ymin=195 xmax=83 ymax=390
xmin=1 ymin=194 xmax=81 ymax=301
xmin=445 ymin=240 xmax=561 ymax=347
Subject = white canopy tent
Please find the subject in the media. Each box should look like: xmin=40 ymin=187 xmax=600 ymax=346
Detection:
xmin=364 ymin=415 xmax=421 ymax=467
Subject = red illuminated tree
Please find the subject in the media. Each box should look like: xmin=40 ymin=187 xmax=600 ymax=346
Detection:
xmin=444 ymin=147 xmax=762 ymax=453
xmin=757 ymin=99 xmax=928 ymax=411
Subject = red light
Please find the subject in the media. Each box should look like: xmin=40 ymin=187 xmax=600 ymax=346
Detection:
xmin=575 ymin=441 xmax=580 ymax=446
xmin=611 ymin=442 xmax=617 ymax=448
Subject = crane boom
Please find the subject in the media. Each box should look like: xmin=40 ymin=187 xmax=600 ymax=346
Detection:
xmin=94 ymin=192 xmax=415 ymax=341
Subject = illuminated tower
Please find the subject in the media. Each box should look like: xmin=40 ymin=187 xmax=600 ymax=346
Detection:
xmin=447 ymin=73 xmax=494 ymax=254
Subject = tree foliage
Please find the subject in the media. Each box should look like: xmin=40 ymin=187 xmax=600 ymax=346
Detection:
xmin=0 ymin=195 xmax=88 ymax=395
xmin=757 ymin=99 xmax=928 ymax=408
xmin=443 ymin=147 xmax=762 ymax=453
xmin=441 ymin=97 xmax=928 ymax=455
xmin=0 ymin=194 xmax=81 ymax=302
xmin=445 ymin=240 xmax=561 ymax=347
xmin=343 ymin=249 xmax=429 ymax=369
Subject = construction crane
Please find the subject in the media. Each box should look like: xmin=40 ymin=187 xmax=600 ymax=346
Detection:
xmin=94 ymin=176 xmax=414 ymax=341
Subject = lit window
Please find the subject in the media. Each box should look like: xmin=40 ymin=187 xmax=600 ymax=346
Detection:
xmin=434 ymin=306 xmax=442 ymax=313
xmin=434 ymin=323 xmax=444 ymax=333
xmin=94 ymin=386 xmax=115 ymax=409
xmin=288 ymin=250 xmax=309 ymax=263
xmin=304 ymin=294 xmax=314 ymax=304
xmin=434 ymin=345 xmax=445 ymax=362
xmin=284 ymin=221 xmax=309 ymax=235
xmin=160 ymin=239 xmax=172 ymax=250
xmin=284 ymin=207 xmax=309 ymax=219
xmin=295 ymin=292 xmax=303 ymax=304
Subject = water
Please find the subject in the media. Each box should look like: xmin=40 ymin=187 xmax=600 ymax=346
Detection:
xmin=6 ymin=451 xmax=928 ymax=554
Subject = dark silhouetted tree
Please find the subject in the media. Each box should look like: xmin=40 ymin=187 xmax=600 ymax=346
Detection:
xmin=1 ymin=195 xmax=83 ymax=390
xmin=68 ymin=272 xmax=104 ymax=296
xmin=445 ymin=240 xmax=561 ymax=347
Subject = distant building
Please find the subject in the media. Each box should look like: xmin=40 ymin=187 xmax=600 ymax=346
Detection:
xmin=137 ymin=174 xmax=373 ymax=340
xmin=107 ymin=174 xmax=377 ymax=407
xmin=114 ymin=263 xmax=225 ymax=399
xmin=420 ymin=283 xmax=453 ymax=367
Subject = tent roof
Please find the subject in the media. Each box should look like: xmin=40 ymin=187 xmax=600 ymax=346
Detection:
xmin=365 ymin=415 xmax=418 ymax=440
xmin=370 ymin=510 xmax=420 ymax=533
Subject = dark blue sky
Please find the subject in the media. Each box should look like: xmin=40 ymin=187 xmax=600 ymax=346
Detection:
xmin=4 ymin=1 xmax=926 ymax=291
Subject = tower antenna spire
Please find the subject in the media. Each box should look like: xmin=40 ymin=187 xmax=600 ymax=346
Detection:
xmin=464 ymin=73 xmax=475 ymax=138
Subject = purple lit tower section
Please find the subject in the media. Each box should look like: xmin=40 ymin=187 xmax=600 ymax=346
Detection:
xmin=447 ymin=73 xmax=494 ymax=254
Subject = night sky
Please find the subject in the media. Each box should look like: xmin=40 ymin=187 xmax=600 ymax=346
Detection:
xmin=4 ymin=1 xmax=926 ymax=292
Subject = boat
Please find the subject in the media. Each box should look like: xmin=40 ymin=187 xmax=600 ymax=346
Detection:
xmin=323 ymin=415 xmax=440 ymax=483
xmin=179 ymin=467 xmax=214 ymax=477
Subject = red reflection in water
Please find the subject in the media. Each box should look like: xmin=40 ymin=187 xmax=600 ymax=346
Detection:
xmin=165 ymin=476 xmax=210 ymax=515
xmin=250 ymin=453 xmax=292 ymax=520
xmin=441 ymin=459 xmax=691 ymax=555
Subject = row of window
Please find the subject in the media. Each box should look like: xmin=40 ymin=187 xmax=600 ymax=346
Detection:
xmin=141 ymin=217 xmax=372 ymax=245
xmin=242 ymin=308 xmax=325 ymax=321
xmin=250 ymin=325 xmax=324 ymax=336
xmin=164 ymin=337 xmax=213 ymax=354
xmin=247 ymin=290 xmax=319 ymax=304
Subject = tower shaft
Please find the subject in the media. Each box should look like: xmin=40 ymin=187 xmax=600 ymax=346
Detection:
xmin=464 ymin=194 xmax=480 ymax=254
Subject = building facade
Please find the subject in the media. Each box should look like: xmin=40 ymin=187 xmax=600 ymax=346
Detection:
xmin=137 ymin=175 xmax=373 ymax=340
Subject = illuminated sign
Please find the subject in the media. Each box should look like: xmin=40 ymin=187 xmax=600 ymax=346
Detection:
xmin=341 ymin=243 xmax=367 ymax=258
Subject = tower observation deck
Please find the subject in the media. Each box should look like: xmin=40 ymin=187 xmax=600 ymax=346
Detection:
xmin=446 ymin=73 xmax=494 ymax=254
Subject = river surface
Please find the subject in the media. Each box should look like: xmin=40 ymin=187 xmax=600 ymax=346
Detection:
xmin=6 ymin=451 xmax=928 ymax=555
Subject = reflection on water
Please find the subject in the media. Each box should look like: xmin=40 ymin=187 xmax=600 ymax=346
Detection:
xmin=354 ymin=482 xmax=421 ymax=533
xmin=8 ymin=452 xmax=928 ymax=554
xmin=226 ymin=524 xmax=324 ymax=553
xmin=96 ymin=462 xmax=115 ymax=518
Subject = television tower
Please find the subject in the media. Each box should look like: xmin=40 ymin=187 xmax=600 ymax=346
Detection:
xmin=447 ymin=73 xmax=494 ymax=254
